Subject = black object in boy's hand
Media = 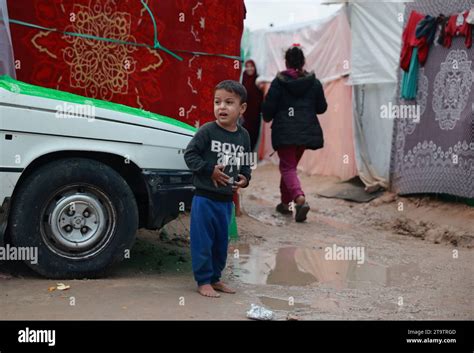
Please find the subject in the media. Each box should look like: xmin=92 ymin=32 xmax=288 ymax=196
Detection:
xmin=211 ymin=164 xmax=230 ymax=188
xmin=232 ymin=174 xmax=248 ymax=191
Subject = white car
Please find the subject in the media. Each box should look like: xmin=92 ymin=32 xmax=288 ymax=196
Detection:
xmin=0 ymin=76 xmax=195 ymax=278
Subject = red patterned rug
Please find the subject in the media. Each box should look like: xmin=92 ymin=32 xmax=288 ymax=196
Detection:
xmin=7 ymin=0 xmax=245 ymax=127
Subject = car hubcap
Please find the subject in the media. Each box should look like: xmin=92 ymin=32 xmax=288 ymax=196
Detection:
xmin=41 ymin=185 xmax=116 ymax=259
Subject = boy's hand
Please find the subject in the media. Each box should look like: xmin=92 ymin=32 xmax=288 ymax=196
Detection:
xmin=211 ymin=165 xmax=230 ymax=187
xmin=232 ymin=174 xmax=248 ymax=191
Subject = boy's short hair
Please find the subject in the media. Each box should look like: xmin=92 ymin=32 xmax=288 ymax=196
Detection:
xmin=215 ymin=80 xmax=247 ymax=104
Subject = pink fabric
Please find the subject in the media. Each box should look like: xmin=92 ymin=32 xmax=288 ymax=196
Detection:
xmin=259 ymin=10 xmax=351 ymax=82
xmin=277 ymin=145 xmax=306 ymax=204
xmin=298 ymin=78 xmax=357 ymax=180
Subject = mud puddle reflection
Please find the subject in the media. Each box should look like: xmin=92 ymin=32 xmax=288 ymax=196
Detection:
xmin=229 ymin=245 xmax=420 ymax=289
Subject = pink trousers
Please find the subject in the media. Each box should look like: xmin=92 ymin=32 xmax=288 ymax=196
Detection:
xmin=277 ymin=145 xmax=306 ymax=204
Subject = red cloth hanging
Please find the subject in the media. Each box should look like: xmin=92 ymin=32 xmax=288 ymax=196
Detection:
xmin=7 ymin=0 xmax=245 ymax=127
xmin=400 ymin=11 xmax=431 ymax=72
xmin=443 ymin=11 xmax=472 ymax=48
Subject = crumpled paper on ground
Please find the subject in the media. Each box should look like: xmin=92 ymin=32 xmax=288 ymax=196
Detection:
xmin=246 ymin=304 xmax=275 ymax=320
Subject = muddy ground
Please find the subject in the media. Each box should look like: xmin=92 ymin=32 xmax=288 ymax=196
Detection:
xmin=1 ymin=164 xmax=473 ymax=320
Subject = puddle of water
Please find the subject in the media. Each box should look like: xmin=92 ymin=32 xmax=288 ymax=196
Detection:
xmin=267 ymin=247 xmax=317 ymax=286
xmin=230 ymin=245 xmax=421 ymax=289
xmin=229 ymin=245 xmax=274 ymax=285
xmin=259 ymin=296 xmax=309 ymax=311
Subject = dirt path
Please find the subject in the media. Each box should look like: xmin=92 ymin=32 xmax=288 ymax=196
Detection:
xmin=1 ymin=164 xmax=473 ymax=320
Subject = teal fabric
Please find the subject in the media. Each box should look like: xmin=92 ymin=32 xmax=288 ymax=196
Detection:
xmin=401 ymin=47 xmax=419 ymax=100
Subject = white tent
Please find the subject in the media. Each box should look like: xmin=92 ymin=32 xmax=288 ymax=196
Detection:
xmin=243 ymin=8 xmax=357 ymax=181
xmin=243 ymin=3 xmax=405 ymax=187
xmin=244 ymin=10 xmax=351 ymax=83
xmin=348 ymin=1 xmax=404 ymax=189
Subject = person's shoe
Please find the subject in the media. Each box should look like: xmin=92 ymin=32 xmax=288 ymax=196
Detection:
xmin=276 ymin=203 xmax=292 ymax=215
xmin=295 ymin=202 xmax=310 ymax=222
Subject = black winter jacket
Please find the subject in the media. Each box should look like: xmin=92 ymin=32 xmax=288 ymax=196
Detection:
xmin=262 ymin=71 xmax=328 ymax=150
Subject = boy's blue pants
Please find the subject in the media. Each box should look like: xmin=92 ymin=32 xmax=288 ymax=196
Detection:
xmin=190 ymin=195 xmax=232 ymax=286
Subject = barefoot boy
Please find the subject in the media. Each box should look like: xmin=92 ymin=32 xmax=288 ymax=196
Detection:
xmin=184 ymin=80 xmax=252 ymax=298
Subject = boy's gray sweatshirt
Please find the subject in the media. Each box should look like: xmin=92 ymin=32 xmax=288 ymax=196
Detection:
xmin=184 ymin=121 xmax=252 ymax=202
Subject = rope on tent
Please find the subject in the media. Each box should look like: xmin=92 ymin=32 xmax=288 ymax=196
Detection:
xmin=8 ymin=18 xmax=183 ymax=61
xmin=140 ymin=1 xmax=243 ymax=61
xmin=139 ymin=0 xmax=182 ymax=61
xmin=8 ymin=0 xmax=243 ymax=62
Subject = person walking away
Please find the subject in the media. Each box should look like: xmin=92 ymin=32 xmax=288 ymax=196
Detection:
xmin=262 ymin=45 xmax=327 ymax=222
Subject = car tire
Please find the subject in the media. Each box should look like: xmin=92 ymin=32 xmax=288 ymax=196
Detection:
xmin=8 ymin=158 xmax=138 ymax=278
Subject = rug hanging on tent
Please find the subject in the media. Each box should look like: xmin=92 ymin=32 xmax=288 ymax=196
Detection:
xmin=391 ymin=0 xmax=474 ymax=199
xmin=6 ymin=0 xmax=245 ymax=128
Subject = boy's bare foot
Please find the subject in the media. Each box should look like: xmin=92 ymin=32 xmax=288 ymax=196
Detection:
xmin=211 ymin=281 xmax=236 ymax=294
xmin=197 ymin=284 xmax=221 ymax=298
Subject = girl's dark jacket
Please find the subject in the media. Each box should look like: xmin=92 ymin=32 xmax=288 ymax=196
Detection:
xmin=262 ymin=71 xmax=328 ymax=151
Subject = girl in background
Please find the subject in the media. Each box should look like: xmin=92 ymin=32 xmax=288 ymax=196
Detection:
xmin=262 ymin=46 xmax=327 ymax=222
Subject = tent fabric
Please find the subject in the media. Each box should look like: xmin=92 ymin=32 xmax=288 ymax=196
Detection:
xmin=298 ymin=78 xmax=357 ymax=180
xmin=245 ymin=8 xmax=357 ymax=181
xmin=353 ymin=83 xmax=396 ymax=189
xmin=6 ymin=0 xmax=245 ymax=127
xmin=0 ymin=0 xmax=15 ymax=78
xmin=245 ymin=8 xmax=351 ymax=84
xmin=349 ymin=2 xmax=404 ymax=85
xmin=390 ymin=0 xmax=474 ymax=198
xmin=349 ymin=2 xmax=403 ymax=189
